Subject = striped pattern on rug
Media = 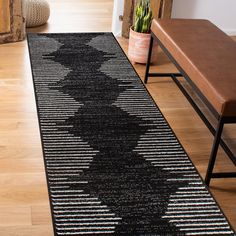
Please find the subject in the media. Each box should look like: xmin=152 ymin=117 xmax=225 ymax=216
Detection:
xmin=28 ymin=33 xmax=235 ymax=235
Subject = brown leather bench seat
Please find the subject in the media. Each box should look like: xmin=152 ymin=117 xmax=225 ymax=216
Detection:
xmin=145 ymin=19 xmax=236 ymax=185
xmin=151 ymin=19 xmax=236 ymax=117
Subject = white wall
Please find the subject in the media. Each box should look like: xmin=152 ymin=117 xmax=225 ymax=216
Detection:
xmin=112 ymin=0 xmax=236 ymax=36
xmin=172 ymin=0 xmax=236 ymax=35
xmin=112 ymin=0 xmax=124 ymax=36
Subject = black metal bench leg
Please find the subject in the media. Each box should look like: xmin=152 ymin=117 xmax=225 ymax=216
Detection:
xmin=144 ymin=35 xmax=153 ymax=84
xmin=205 ymin=117 xmax=224 ymax=186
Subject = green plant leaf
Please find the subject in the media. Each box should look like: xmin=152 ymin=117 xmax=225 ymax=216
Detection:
xmin=134 ymin=0 xmax=153 ymax=33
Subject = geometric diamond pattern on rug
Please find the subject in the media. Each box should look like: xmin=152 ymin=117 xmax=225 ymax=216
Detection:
xmin=28 ymin=33 xmax=235 ymax=235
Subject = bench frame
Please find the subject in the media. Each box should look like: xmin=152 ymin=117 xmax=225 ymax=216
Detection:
xmin=144 ymin=33 xmax=236 ymax=186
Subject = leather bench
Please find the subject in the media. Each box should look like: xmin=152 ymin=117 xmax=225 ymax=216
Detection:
xmin=144 ymin=19 xmax=236 ymax=186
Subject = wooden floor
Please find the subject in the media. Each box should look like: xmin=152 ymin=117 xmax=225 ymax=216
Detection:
xmin=0 ymin=0 xmax=235 ymax=235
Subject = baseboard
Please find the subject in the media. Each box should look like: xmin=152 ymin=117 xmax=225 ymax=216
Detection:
xmin=112 ymin=30 xmax=122 ymax=37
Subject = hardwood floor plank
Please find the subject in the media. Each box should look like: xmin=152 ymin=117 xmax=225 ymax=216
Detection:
xmin=0 ymin=206 xmax=31 ymax=226
xmin=0 ymin=225 xmax=53 ymax=236
xmin=0 ymin=0 xmax=235 ymax=234
xmin=31 ymin=205 xmax=52 ymax=226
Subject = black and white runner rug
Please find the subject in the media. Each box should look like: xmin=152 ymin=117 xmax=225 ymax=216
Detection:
xmin=28 ymin=33 xmax=235 ymax=235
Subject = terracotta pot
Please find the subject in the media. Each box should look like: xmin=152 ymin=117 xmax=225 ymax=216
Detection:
xmin=128 ymin=27 xmax=158 ymax=64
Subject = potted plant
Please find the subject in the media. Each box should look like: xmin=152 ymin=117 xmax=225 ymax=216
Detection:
xmin=128 ymin=0 xmax=157 ymax=64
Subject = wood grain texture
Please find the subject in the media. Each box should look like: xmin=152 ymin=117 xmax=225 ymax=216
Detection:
xmin=0 ymin=0 xmax=11 ymax=33
xmin=122 ymin=0 xmax=173 ymax=38
xmin=150 ymin=0 xmax=162 ymax=19
xmin=161 ymin=0 xmax=173 ymax=18
xmin=0 ymin=0 xmax=235 ymax=235
xmin=0 ymin=0 xmax=26 ymax=44
xmin=122 ymin=0 xmax=135 ymax=38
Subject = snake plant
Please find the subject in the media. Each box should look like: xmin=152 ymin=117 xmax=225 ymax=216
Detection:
xmin=134 ymin=0 xmax=153 ymax=33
